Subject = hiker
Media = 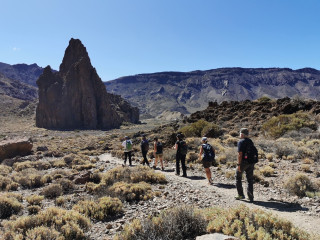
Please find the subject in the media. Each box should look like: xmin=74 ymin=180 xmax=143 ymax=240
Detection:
xmin=153 ymin=137 xmax=164 ymax=170
xmin=235 ymin=128 xmax=257 ymax=202
xmin=121 ymin=136 xmax=133 ymax=166
xmin=199 ymin=137 xmax=215 ymax=185
xmin=174 ymin=133 xmax=187 ymax=177
xmin=140 ymin=134 xmax=150 ymax=167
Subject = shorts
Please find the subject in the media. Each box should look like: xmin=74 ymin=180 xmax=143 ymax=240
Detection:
xmin=202 ymin=160 xmax=212 ymax=168
xmin=155 ymin=153 xmax=163 ymax=158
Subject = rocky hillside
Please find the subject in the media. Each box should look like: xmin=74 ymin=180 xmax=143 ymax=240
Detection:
xmin=36 ymin=38 xmax=139 ymax=130
xmin=0 ymin=73 xmax=37 ymax=101
xmin=105 ymin=68 xmax=320 ymax=118
xmin=0 ymin=62 xmax=44 ymax=86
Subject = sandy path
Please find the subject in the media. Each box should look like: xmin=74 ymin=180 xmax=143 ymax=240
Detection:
xmin=99 ymin=153 xmax=320 ymax=237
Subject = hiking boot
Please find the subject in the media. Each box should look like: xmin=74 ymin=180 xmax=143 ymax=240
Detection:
xmin=235 ymin=195 xmax=245 ymax=200
xmin=249 ymin=198 xmax=254 ymax=203
xmin=208 ymin=178 xmax=213 ymax=185
xmin=175 ymin=173 xmax=180 ymax=176
xmin=182 ymin=174 xmax=187 ymax=178
xmin=161 ymin=167 xmax=165 ymax=171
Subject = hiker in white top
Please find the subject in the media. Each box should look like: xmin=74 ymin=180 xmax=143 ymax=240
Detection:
xmin=121 ymin=136 xmax=133 ymax=166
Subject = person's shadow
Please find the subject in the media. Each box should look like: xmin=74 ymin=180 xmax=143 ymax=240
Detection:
xmin=250 ymin=199 xmax=308 ymax=212
xmin=188 ymin=176 xmax=206 ymax=180
xmin=213 ymin=183 xmax=236 ymax=189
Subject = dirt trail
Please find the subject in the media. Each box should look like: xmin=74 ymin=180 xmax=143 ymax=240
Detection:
xmin=100 ymin=153 xmax=320 ymax=237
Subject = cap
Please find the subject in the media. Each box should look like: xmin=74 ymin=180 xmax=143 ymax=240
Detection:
xmin=240 ymin=128 xmax=249 ymax=136
xmin=202 ymin=137 xmax=207 ymax=141
xmin=125 ymin=136 xmax=129 ymax=139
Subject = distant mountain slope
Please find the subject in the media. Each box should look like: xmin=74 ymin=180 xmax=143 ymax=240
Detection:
xmin=105 ymin=67 xmax=320 ymax=118
xmin=0 ymin=62 xmax=44 ymax=86
xmin=0 ymin=73 xmax=37 ymax=101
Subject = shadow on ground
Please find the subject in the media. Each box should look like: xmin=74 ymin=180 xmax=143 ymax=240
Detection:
xmin=214 ymin=183 xmax=236 ymax=189
xmin=251 ymin=199 xmax=309 ymax=212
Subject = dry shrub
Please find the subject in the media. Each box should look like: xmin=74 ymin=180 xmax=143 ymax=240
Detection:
xmin=216 ymin=154 xmax=227 ymax=165
xmin=27 ymin=205 xmax=41 ymax=215
xmin=26 ymin=195 xmax=44 ymax=206
xmin=266 ymin=153 xmax=273 ymax=161
xmin=108 ymin=181 xmax=153 ymax=202
xmin=3 ymin=207 xmax=91 ymax=240
xmin=301 ymin=164 xmax=312 ymax=173
xmin=101 ymin=166 xmax=167 ymax=185
xmin=41 ymin=184 xmax=63 ymax=199
xmin=285 ymin=174 xmax=315 ymax=197
xmin=223 ymin=135 xmax=238 ymax=147
xmin=73 ymin=196 xmax=123 ymax=221
xmin=13 ymin=160 xmax=51 ymax=172
xmin=2 ymin=193 xmax=23 ymax=202
xmin=205 ymin=204 xmax=310 ymax=240
xmin=55 ymin=196 xmax=66 ymax=206
xmin=62 ymin=153 xmax=95 ymax=171
xmin=0 ymin=196 xmax=23 ymax=219
xmin=186 ymin=152 xmax=198 ymax=163
xmin=12 ymin=168 xmax=47 ymax=189
xmin=57 ymin=178 xmax=75 ymax=193
xmin=0 ymin=165 xmax=12 ymax=176
xmin=53 ymin=159 xmax=67 ymax=168
xmin=163 ymin=149 xmax=176 ymax=162
xmin=0 ymin=176 xmax=15 ymax=191
xmin=302 ymin=158 xmax=314 ymax=164
xmin=260 ymin=166 xmax=275 ymax=177
xmin=25 ymin=226 xmax=63 ymax=239
xmin=115 ymin=206 xmax=206 ymax=240
xmin=225 ymin=171 xmax=234 ymax=179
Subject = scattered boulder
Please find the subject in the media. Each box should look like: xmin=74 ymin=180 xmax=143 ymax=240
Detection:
xmin=36 ymin=38 xmax=139 ymax=130
xmin=0 ymin=137 xmax=33 ymax=162
xmin=36 ymin=146 xmax=48 ymax=152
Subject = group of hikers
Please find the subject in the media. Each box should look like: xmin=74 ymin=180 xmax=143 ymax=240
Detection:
xmin=121 ymin=127 xmax=258 ymax=202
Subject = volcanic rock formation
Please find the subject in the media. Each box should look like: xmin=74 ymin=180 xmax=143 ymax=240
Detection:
xmin=36 ymin=38 xmax=139 ymax=130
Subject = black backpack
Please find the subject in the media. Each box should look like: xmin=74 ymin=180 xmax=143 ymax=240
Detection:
xmin=141 ymin=140 xmax=149 ymax=152
xmin=244 ymin=139 xmax=258 ymax=164
xmin=202 ymin=143 xmax=215 ymax=161
xmin=179 ymin=140 xmax=188 ymax=155
xmin=156 ymin=141 xmax=163 ymax=154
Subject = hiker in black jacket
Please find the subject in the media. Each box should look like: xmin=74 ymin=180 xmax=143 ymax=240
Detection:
xmin=199 ymin=137 xmax=215 ymax=185
xmin=140 ymin=134 xmax=150 ymax=167
xmin=235 ymin=128 xmax=255 ymax=202
xmin=174 ymin=134 xmax=187 ymax=177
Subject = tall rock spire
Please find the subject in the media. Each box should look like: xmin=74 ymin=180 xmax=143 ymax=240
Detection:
xmin=36 ymin=38 xmax=139 ymax=130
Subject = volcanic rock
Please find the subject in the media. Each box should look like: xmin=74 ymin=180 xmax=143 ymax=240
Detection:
xmin=0 ymin=137 xmax=33 ymax=162
xmin=36 ymin=38 xmax=139 ymax=130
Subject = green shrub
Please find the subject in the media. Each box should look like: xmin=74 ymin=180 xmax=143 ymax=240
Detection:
xmin=261 ymin=112 xmax=317 ymax=138
xmin=257 ymin=96 xmax=271 ymax=102
xmin=3 ymin=207 xmax=91 ymax=240
xmin=205 ymin=204 xmax=310 ymax=240
xmin=73 ymin=196 xmax=123 ymax=221
xmin=115 ymin=206 xmax=206 ymax=240
xmin=0 ymin=196 xmax=23 ymax=219
xmin=179 ymin=120 xmax=218 ymax=137
xmin=285 ymin=174 xmax=315 ymax=198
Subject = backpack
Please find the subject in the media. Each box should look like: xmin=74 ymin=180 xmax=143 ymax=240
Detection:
xmin=156 ymin=142 xmax=163 ymax=154
xmin=244 ymin=139 xmax=258 ymax=164
xmin=202 ymin=143 xmax=215 ymax=161
xmin=126 ymin=140 xmax=132 ymax=151
xmin=142 ymin=140 xmax=149 ymax=152
xmin=179 ymin=140 xmax=188 ymax=155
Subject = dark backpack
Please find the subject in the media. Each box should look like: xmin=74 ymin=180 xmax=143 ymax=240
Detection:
xmin=202 ymin=143 xmax=215 ymax=161
xmin=141 ymin=140 xmax=149 ymax=152
xmin=179 ymin=140 xmax=188 ymax=155
xmin=244 ymin=140 xmax=258 ymax=164
xmin=156 ymin=141 xmax=163 ymax=154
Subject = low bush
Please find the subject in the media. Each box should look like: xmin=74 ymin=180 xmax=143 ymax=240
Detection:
xmin=260 ymin=166 xmax=275 ymax=177
xmin=12 ymin=168 xmax=47 ymax=189
xmin=58 ymin=178 xmax=75 ymax=193
xmin=0 ymin=196 xmax=23 ymax=219
xmin=41 ymin=184 xmax=63 ymax=199
xmin=257 ymin=96 xmax=272 ymax=102
xmin=115 ymin=206 xmax=206 ymax=240
xmin=179 ymin=120 xmax=221 ymax=138
xmin=3 ymin=207 xmax=91 ymax=240
xmin=13 ymin=160 xmax=51 ymax=172
xmin=101 ymin=166 xmax=167 ymax=186
xmin=261 ymin=112 xmax=317 ymax=138
xmin=27 ymin=205 xmax=41 ymax=215
xmin=285 ymin=174 xmax=315 ymax=197
xmin=205 ymin=204 xmax=310 ymax=240
xmin=25 ymin=226 xmax=63 ymax=240
xmin=26 ymin=195 xmax=44 ymax=206
xmin=108 ymin=181 xmax=153 ymax=202
xmin=55 ymin=196 xmax=66 ymax=206
xmin=73 ymin=196 xmax=123 ymax=221
xmin=0 ymin=165 xmax=12 ymax=176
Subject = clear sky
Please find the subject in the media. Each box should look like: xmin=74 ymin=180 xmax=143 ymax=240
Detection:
xmin=1 ymin=0 xmax=320 ymax=81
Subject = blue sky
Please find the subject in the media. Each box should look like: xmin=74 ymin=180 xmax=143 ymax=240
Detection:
xmin=1 ymin=0 xmax=320 ymax=81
